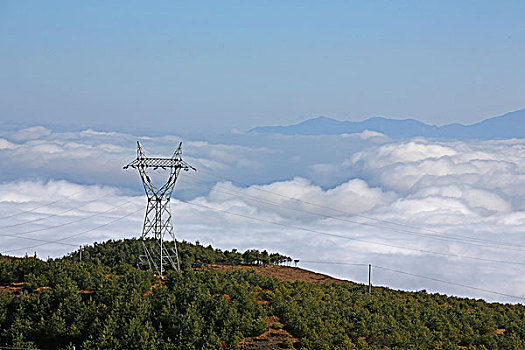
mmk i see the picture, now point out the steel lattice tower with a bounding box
[124,141,195,276]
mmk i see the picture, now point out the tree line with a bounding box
[65,238,293,269]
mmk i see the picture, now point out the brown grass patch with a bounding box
[203,264,353,285]
[240,315,298,350]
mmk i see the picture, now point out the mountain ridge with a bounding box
[250,109,525,139]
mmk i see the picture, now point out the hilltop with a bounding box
[1,238,524,349]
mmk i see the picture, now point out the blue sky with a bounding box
[1,2,525,301]
[1,1,524,133]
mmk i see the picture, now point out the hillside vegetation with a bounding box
[1,239,524,349]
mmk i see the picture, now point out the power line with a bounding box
[1,207,143,254]
[3,192,521,302]
[301,260,369,267]
[0,234,78,248]
[0,197,138,252]
[192,168,525,248]
[0,192,113,230]
[3,175,523,266]
[182,176,525,253]
[0,186,90,221]
[301,260,525,301]
[0,200,135,238]
[373,265,525,301]
[188,166,525,249]
[178,198,525,267]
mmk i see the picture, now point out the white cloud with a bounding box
[341,129,388,140]
[0,138,17,150]
[203,177,396,221]
[352,140,457,168]
[359,129,387,139]
[413,185,512,215]
[1,125,525,303]
[10,126,52,142]
[348,139,525,199]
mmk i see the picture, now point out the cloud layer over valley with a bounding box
[0,126,524,303]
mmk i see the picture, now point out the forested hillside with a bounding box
[1,239,524,349]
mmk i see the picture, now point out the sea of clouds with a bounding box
[0,125,524,303]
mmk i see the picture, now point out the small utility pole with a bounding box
[368,264,372,294]
[79,246,82,262]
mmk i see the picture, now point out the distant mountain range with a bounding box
[250,109,525,139]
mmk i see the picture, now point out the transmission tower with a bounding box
[124,141,195,276]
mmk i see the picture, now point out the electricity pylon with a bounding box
[124,141,195,276]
